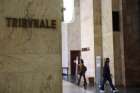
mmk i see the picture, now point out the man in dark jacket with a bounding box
[100,58,118,93]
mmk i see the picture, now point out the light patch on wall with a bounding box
[63,0,74,23]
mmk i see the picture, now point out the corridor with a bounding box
[63,80,140,93]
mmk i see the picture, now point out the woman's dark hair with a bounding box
[81,59,84,64]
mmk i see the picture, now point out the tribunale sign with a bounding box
[5,17,57,29]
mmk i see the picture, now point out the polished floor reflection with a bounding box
[63,80,95,93]
[63,80,140,93]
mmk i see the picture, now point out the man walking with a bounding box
[100,58,118,93]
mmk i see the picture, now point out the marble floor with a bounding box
[63,80,95,93]
[63,80,140,93]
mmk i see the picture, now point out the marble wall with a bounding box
[123,0,140,87]
[0,0,62,93]
[68,0,81,50]
[80,0,95,77]
[67,0,81,75]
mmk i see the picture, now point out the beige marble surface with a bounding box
[101,0,115,83]
[93,0,102,57]
[80,0,95,77]
[68,0,81,50]
[0,0,62,93]
[122,0,140,86]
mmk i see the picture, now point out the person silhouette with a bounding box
[77,59,87,89]
[100,58,118,93]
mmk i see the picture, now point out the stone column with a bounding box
[112,0,125,86]
[0,0,62,93]
[62,23,69,73]
[93,0,103,85]
[119,0,126,87]
[122,0,140,87]
[93,0,102,59]
[101,0,115,83]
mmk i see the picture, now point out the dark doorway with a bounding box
[70,50,81,76]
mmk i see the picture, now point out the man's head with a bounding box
[105,58,110,64]
[106,58,110,62]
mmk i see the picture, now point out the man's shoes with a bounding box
[77,83,80,86]
[77,82,80,86]
[112,88,119,93]
[83,83,87,86]
[99,89,105,93]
